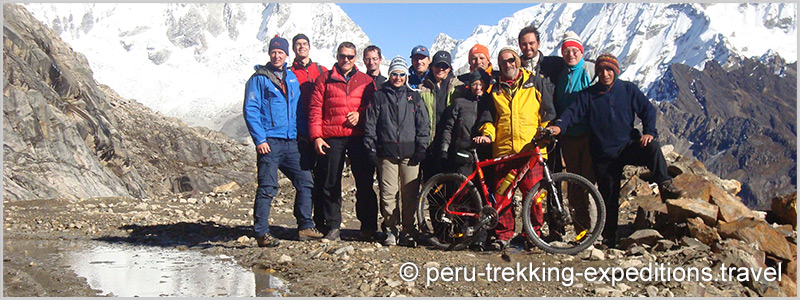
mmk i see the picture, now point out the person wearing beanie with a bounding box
[474,46,556,251]
[408,45,431,89]
[363,45,386,88]
[309,42,379,242]
[457,43,496,94]
[548,53,686,249]
[552,31,598,238]
[364,55,429,246]
[290,33,329,206]
[418,50,464,186]
[244,35,323,247]
[440,68,492,176]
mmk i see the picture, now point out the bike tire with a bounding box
[522,172,606,255]
[417,173,482,251]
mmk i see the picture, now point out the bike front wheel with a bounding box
[522,172,606,255]
[417,173,482,251]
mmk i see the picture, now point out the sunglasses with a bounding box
[435,63,451,70]
[502,57,516,65]
[390,72,407,78]
[337,54,356,60]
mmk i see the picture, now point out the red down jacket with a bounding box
[309,64,376,139]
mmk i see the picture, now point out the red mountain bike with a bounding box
[417,128,605,255]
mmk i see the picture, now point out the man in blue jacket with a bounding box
[547,53,685,249]
[243,35,324,247]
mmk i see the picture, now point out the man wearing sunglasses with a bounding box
[309,42,379,242]
[477,47,556,251]
[418,51,464,184]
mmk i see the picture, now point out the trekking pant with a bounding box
[313,136,378,232]
[378,157,420,234]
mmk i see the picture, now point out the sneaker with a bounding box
[659,180,686,200]
[488,239,509,251]
[256,233,280,247]
[383,231,397,246]
[298,227,324,241]
[322,228,340,241]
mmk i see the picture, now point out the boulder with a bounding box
[719,179,742,195]
[213,181,241,194]
[718,218,794,261]
[633,195,669,230]
[671,173,713,201]
[686,217,720,245]
[709,186,753,223]
[620,229,663,249]
[771,192,797,229]
[680,236,711,252]
[666,198,718,226]
[653,239,676,252]
[778,277,796,297]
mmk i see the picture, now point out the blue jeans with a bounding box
[254,138,314,236]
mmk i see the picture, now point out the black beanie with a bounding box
[292,33,309,46]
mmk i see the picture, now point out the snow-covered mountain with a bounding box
[437,3,796,96]
[23,3,372,133]
[24,3,796,136]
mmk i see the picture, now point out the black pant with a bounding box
[594,140,671,244]
[313,136,378,232]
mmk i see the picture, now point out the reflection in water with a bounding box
[253,265,291,297]
[67,243,288,297]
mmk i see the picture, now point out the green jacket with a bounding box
[418,75,463,144]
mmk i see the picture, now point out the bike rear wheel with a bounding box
[417,173,482,250]
[522,172,605,255]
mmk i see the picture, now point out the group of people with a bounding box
[243,25,685,251]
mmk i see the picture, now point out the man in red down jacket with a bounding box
[309,42,378,241]
[290,33,329,231]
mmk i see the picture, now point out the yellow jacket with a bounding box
[479,68,556,158]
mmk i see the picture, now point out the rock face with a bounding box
[654,58,797,210]
[3,3,255,201]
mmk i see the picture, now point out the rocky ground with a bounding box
[5,153,797,297]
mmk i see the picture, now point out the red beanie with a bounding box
[561,31,584,54]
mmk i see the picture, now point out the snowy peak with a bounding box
[23,3,372,131]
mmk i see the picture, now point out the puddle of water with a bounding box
[66,242,289,297]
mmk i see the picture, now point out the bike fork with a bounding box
[542,165,570,223]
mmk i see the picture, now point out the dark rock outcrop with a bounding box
[3,4,255,201]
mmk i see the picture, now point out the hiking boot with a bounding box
[488,239,509,251]
[383,231,397,246]
[659,180,686,200]
[298,227,324,241]
[398,232,417,248]
[256,233,281,248]
[359,230,379,242]
[322,228,340,241]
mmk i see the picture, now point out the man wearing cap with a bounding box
[408,45,431,90]
[364,56,429,246]
[290,33,330,230]
[363,45,386,89]
[309,42,379,241]
[243,35,324,247]
[547,53,685,249]
[419,50,463,183]
[477,47,556,251]
[553,31,598,234]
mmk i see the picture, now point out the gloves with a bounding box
[408,151,426,166]
[368,152,380,167]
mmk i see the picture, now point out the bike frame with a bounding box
[443,142,556,219]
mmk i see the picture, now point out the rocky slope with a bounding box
[3,3,254,201]
[652,57,797,209]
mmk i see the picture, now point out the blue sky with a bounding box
[338,3,535,60]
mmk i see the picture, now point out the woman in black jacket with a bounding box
[363,56,430,246]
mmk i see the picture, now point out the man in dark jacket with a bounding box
[364,56,429,246]
[363,45,386,89]
[309,42,378,241]
[243,35,324,247]
[547,53,685,249]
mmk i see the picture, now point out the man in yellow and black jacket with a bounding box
[476,47,555,251]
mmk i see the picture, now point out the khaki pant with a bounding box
[378,157,420,234]
[561,133,596,233]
